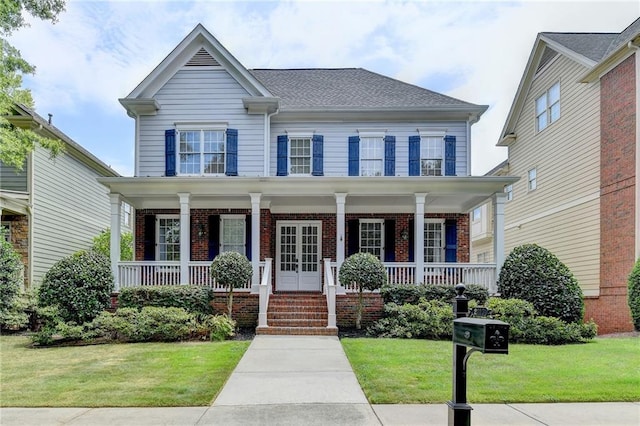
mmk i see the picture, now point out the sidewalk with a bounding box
[1,335,638,425]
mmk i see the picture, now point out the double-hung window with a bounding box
[178,128,226,175]
[359,136,384,176]
[504,184,513,201]
[535,82,560,132]
[528,168,537,191]
[420,135,444,176]
[157,215,180,261]
[289,137,312,175]
[221,215,246,255]
[424,219,444,263]
[359,219,384,260]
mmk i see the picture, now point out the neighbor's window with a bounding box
[179,129,225,175]
[157,216,180,261]
[472,207,482,222]
[528,168,537,191]
[122,202,132,228]
[424,219,444,263]
[359,219,384,260]
[535,82,560,132]
[504,184,513,201]
[420,136,443,176]
[289,137,312,175]
[360,136,384,176]
[221,216,245,255]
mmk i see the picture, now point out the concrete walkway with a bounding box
[1,335,639,425]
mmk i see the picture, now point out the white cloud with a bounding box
[7,0,640,176]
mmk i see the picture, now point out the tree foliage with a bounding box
[91,228,134,261]
[210,251,252,318]
[628,258,640,331]
[339,252,387,329]
[1,0,66,169]
[0,226,23,312]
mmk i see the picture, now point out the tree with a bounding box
[339,252,387,329]
[1,0,66,169]
[92,228,134,261]
[210,252,252,318]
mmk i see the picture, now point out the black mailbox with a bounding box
[453,317,509,354]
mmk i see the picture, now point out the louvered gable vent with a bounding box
[185,48,220,67]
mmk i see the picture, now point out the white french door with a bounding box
[276,221,322,291]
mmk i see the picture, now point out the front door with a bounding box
[276,221,322,291]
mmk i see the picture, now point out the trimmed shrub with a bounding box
[367,299,454,339]
[498,244,584,323]
[381,283,489,306]
[628,258,640,331]
[91,228,134,261]
[1,291,36,331]
[118,286,214,315]
[0,229,23,315]
[198,314,237,341]
[210,252,253,318]
[488,297,537,322]
[339,252,387,329]
[38,250,114,324]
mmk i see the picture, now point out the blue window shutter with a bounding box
[384,136,396,176]
[143,215,156,261]
[408,135,420,176]
[312,135,324,176]
[347,219,359,256]
[348,136,359,176]
[445,219,457,262]
[444,135,456,176]
[208,215,220,261]
[165,129,176,176]
[408,219,414,262]
[225,129,238,176]
[245,215,252,260]
[384,219,395,262]
[277,135,288,176]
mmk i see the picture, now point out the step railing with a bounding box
[323,258,337,329]
[257,258,273,328]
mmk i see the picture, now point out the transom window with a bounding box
[535,82,560,132]
[179,129,225,175]
[360,137,383,176]
[221,216,245,255]
[420,136,443,176]
[289,138,311,175]
[359,219,384,260]
[424,220,444,263]
[528,168,537,191]
[157,216,180,261]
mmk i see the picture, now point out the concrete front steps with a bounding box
[256,292,338,336]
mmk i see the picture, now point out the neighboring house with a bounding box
[485,18,639,334]
[0,104,127,288]
[99,24,517,334]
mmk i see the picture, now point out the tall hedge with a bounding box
[498,244,584,323]
[628,258,640,331]
[0,230,23,313]
[118,285,214,316]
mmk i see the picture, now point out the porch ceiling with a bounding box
[98,175,519,213]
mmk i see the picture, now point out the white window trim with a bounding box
[535,82,560,133]
[175,124,228,177]
[359,135,385,177]
[424,218,445,263]
[288,136,312,176]
[419,133,445,177]
[505,184,513,201]
[359,218,385,261]
[156,215,180,261]
[220,214,246,255]
[528,168,537,192]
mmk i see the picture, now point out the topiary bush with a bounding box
[118,285,214,316]
[628,258,640,331]
[339,252,387,329]
[498,244,584,323]
[210,251,253,318]
[38,250,114,324]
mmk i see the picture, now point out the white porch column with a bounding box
[249,193,261,291]
[493,192,507,291]
[414,193,427,285]
[335,193,347,294]
[109,193,122,291]
[178,193,191,285]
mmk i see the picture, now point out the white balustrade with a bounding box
[257,258,272,328]
[323,258,337,329]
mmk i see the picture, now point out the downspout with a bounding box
[628,40,640,259]
[264,108,280,176]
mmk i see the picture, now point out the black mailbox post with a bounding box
[447,284,509,426]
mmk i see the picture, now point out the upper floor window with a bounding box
[360,136,384,176]
[289,137,312,175]
[535,82,560,132]
[179,129,225,175]
[349,132,395,177]
[505,184,513,201]
[157,215,180,261]
[221,215,246,255]
[359,219,384,260]
[409,131,456,177]
[420,136,443,176]
[277,133,324,176]
[528,168,537,191]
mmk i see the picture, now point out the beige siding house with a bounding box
[0,105,127,288]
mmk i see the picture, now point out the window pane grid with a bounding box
[158,218,180,261]
[536,82,560,132]
[360,137,383,176]
[420,136,443,176]
[360,222,382,259]
[424,222,443,263]
[179,129,225,174]
[290,138,311,174]
[222,218,244,254]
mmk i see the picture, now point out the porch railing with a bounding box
[323,258,337,329]
[117,261,264,291]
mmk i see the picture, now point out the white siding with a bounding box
[31,147,113,286]
[138,69,265,177]
[269,121,469,176]
[504,54,601,295]
[0,161,28,192]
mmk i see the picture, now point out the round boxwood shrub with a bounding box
[628,258,640,331]
[339,252,387,329]
[210,251,252,318]
[498,244,584,323]
[38,250,114,324]
[0,230,23,314]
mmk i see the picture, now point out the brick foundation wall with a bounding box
[594,53,636,334]
[210,293,259,328]
[336,293,384,329]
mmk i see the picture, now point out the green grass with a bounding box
[342,337,640,404]
[0,335,249,407]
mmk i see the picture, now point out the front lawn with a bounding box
[0,336,249,407]
[342,337,640,404]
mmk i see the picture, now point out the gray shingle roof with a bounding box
[249,68,480,110]
[542,32,619,62]
[603,17,640,57]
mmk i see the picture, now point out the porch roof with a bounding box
[98,175,519,213]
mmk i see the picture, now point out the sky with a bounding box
[8,0,640,177]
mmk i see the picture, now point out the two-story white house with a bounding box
[99,24,517,334]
